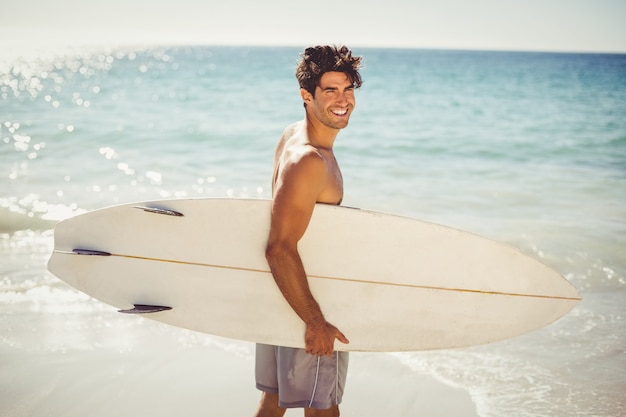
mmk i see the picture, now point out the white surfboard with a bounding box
[47,198,581,352]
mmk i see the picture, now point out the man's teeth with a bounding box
[332,109,348,115]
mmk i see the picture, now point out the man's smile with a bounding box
[331,108,349,116]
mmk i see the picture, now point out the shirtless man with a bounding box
[254,46,363,417]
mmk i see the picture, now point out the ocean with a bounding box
[1,45,625,416]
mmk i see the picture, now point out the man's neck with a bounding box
[304,115,339,150]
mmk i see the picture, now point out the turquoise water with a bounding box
[2,46,625,416]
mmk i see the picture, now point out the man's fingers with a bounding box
[305,323,349,356]
[335,329,349,345]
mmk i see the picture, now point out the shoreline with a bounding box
[1,330,478,417]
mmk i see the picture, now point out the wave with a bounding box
[0,207,56,233]
[0,200,84,233]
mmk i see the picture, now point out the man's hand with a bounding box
[305,320,349,357]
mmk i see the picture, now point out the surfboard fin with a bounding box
[72,249,111,256]
[118,304,173,314]
[133,206,184,216]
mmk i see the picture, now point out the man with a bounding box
[254,45,363,417]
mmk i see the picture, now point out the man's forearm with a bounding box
[265,242,325,326]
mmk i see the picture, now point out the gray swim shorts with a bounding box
[255,344,349,409]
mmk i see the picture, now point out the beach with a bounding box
[5,339,479,417]
[1,45,624,416]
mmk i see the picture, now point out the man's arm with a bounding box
[265,152,349,356]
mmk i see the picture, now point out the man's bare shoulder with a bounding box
[272,124,327,192]
[280,144,326,177]
[278,121,324,165]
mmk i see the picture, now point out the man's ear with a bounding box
[300,88,312,105]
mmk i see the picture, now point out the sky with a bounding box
[1,0,625,53]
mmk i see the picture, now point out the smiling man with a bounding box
[254,46,363,417]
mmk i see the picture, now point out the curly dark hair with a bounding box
[296,45,363,96]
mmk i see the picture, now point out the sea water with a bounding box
[1,46,625,416]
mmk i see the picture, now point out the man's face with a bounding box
[302,71,356,130]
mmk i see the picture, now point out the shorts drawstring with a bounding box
[309,356,321,407]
